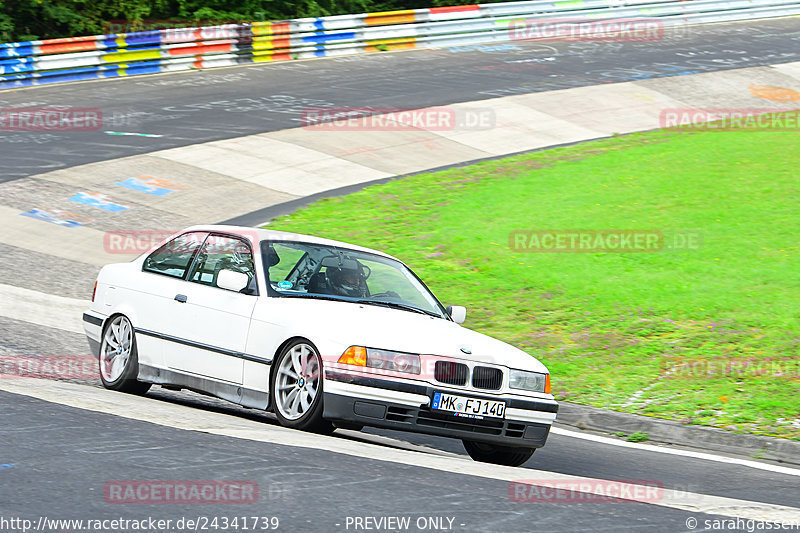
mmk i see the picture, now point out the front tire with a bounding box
[271,340,333,434]
[99,315,151,395]
[462,440,534,467]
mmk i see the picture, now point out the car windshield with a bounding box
[262,240,447,318]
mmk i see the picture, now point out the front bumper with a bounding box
[82,312,105,358]
[323,370,556,449]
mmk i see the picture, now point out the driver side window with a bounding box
[187,235,256,291]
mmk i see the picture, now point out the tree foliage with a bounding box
[0,1,14,43]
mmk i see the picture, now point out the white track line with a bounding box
[551,427,800,477]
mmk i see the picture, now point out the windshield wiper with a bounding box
[279,293,441,317]
[279,292,341,302]
[355,299,439,317]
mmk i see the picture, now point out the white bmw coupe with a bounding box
[83,225,557,466]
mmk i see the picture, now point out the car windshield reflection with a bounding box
[262,240,446,319]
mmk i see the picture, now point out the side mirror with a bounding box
[217,270,249,292]
[447,305,467,324]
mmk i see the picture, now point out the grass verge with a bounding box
[266,123,800,439]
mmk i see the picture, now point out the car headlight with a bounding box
[509,370,550,393]
[338,346,421,375]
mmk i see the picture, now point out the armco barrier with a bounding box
[1,0,799,90]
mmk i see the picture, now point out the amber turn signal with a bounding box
[338,345,367,367]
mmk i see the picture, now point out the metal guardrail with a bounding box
[1,0,798,89]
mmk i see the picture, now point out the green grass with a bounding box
[266,123,800,439]
[626,432,650,443]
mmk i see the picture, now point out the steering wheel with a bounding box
[369,291,400,299]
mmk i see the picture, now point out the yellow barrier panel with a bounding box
[364,37,418,51]
[101,50,162,63]
[251,49,292,62]
[252,21,292,37]
[365,10,418,26]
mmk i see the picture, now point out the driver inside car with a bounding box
[326,264,367,298]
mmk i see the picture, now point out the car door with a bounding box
[133,231,209,371]
[164,233,258,385]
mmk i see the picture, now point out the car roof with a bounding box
[183,225,401,262]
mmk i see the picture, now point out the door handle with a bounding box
[174,294,187,303]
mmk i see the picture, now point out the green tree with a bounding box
[0,1,14,42]
[172,0,371,22]
[1,0,172,41]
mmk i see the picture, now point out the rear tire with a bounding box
[99,315,151,395]
[462,440,534,467]
[271,339,333,434]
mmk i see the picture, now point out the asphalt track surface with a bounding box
[0,391,739,533]
[0,18,799,182]
[2,16,800,533]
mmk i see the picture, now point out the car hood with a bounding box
[263,298,549,374]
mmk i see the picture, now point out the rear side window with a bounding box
[143,232,207,279]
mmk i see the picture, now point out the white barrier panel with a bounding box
[1,0,798,89]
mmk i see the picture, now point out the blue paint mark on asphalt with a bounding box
[116,177,173,196]
[19,209,82,227]
[70,192,129,212]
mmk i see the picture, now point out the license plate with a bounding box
[431,392,506,420]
